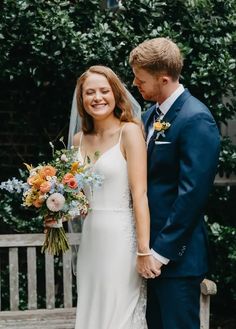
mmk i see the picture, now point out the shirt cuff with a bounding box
[151,249,170,265]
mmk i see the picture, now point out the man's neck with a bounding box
[158,81,180,105]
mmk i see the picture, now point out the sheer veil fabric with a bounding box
[67,87,141,148]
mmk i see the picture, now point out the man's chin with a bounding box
[140,92,150,101]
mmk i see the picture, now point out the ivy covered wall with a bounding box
[0,0,235,182]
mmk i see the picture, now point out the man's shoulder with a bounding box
[182,92,214,118]
[182,90,208,110]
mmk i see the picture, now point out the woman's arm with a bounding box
[122,123,161,278]
[122,122,149,252]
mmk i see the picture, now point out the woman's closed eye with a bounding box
[85,89,110,95]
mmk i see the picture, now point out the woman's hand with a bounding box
[43,216,66,232]
[136,254,162,279]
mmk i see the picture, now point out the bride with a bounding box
[70,65,160,329]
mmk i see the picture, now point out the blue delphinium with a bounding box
[0,178,28,194]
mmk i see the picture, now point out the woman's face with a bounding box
[82,73,116,121]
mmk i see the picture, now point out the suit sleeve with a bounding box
[152,112,220,261]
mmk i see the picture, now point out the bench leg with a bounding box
[200,294,210,329]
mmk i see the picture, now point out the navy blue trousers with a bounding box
[146,276,203,329]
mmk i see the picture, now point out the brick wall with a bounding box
[0,83,70,181]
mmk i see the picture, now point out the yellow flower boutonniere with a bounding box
[153,120,171,138]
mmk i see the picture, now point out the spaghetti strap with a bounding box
[118,124,126,144]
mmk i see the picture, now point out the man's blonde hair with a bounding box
[129,37,183,81]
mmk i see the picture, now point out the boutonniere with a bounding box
[153,120,171,138]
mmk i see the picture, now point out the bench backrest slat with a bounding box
[9,247,19,311]
[63,250,73,308]
[45,253,55,309]
[0,233,81,311]
[27,247,37,309]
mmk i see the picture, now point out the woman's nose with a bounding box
[94,91,102,101]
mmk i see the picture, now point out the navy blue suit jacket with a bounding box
[143,89,220,277]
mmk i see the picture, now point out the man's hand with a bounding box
[136,255,162,279]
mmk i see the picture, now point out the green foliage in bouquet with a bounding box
[0,140,103,255]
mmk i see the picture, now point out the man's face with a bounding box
[132,66,165,104]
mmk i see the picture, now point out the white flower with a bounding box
[68,208,81,217]
[30,171,37,176]
[39,194,47,201]
[47,175,57,182]
[61,154,68,162]
[46,193,65,212]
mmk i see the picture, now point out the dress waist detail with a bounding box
[91,207,133,212]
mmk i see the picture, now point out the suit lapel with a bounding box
[147,89,191,156]
[162,89,191,124]
[143,104,156,137]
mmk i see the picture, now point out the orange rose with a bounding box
[27,175,45,189]
[39,165,57,178]
[153,121,163,131]
[40,181,51,193]
[32,199,43,208]
[67,178,78,189]
[27,175,37,185]
[62,173,74,184]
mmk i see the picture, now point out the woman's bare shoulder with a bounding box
[122,121,144,138]
[122,121,142,132]
[73,131,82,147]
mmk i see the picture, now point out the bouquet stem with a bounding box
[41,227,70,255]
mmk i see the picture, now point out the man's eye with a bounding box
[136,78,144,84]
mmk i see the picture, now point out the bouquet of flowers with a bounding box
[0,139,103,255]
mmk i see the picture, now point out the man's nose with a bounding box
[132,77,138,87]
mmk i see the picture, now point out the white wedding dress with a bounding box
[75,127,147,329]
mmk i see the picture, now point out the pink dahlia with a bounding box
[46,193,65,212]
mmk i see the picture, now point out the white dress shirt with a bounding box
[146,84,185,144]
[148,84,185,265]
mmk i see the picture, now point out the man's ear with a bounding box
[162,76,170,85]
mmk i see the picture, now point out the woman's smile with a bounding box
[82,73,116,119]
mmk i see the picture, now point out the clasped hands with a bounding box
[136,253,162,279]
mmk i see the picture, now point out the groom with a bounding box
[129,38,220,329]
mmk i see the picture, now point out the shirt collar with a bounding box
[156,84,185,116]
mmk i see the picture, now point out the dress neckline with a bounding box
[78,142,121,166]
[78,125,126,166]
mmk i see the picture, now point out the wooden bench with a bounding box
[0,233,217,329]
